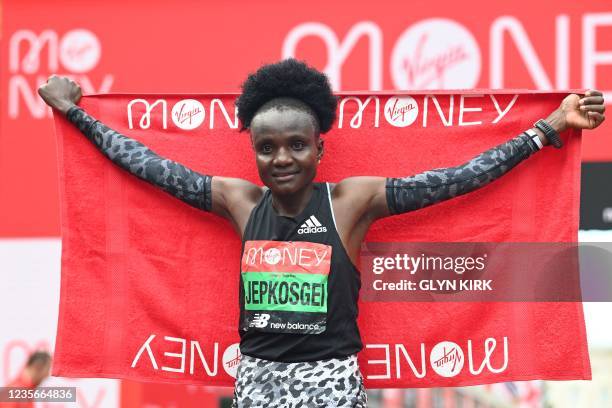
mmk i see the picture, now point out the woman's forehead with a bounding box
[250,107,317,138]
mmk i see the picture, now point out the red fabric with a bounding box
[52,92,590,387]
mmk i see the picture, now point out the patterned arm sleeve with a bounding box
[385,133,540,215]
[66,106,212,211]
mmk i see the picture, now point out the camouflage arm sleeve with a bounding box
[66,106,212,211]
[385,133,540,215]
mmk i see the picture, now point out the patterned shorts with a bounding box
[231,354,367,407]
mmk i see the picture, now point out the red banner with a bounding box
[52,92,589,387]
[1,0,611,237]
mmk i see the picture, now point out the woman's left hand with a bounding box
[560,89,606,130]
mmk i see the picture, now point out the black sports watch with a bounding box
[534,119,563,148]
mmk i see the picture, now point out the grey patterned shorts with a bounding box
[231,354,367,407]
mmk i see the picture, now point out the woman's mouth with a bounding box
[272,171,299,182]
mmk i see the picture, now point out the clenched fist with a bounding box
[38,75,82,115]
[562,90,606,130]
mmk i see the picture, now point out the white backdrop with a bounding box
[0,238,119,407]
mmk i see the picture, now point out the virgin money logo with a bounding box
[430,341,464,377]
[264,248,282,265]
[171,99,205,130]
[391,19,481,90]
[244,242,330,270]
[9,28,102,74]
[384,96,418,127]
[8,28,113,118]
[58,29,101,73]
[127,98,238,130]
[222,343,242,378]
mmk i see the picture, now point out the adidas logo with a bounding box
[297,215,327,234]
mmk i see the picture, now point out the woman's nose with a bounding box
[273,147,293,166]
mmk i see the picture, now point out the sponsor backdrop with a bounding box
[1,0,612,237]
[1,0,610,406]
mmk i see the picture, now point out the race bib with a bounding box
[240,240,331,334]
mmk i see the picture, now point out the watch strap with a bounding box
[534,119,563,148]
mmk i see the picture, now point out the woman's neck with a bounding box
[271,183,315,218]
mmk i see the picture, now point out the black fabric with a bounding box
[385,133,539,215]
[66,106,212,211]
[239,183,363,362]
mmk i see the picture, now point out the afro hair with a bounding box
[235,59,338,134]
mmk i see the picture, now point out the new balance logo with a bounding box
[249,313,270,328]
[297,215,328,234]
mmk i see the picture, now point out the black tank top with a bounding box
[239,182,363,362]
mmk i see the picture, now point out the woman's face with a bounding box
[250,107,322,196]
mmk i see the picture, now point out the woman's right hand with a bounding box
[38,75,82,115]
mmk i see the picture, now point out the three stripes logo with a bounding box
[297,215,328,235]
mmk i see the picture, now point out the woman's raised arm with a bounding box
[64,105,213,211]
[333,91,606,225]
[38,76,263,230]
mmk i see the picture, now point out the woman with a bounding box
[39,59,605,407]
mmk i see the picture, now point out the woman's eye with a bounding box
[292,141,305,150]
[261,145,272,153]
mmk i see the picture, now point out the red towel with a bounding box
[52,91,590,387]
